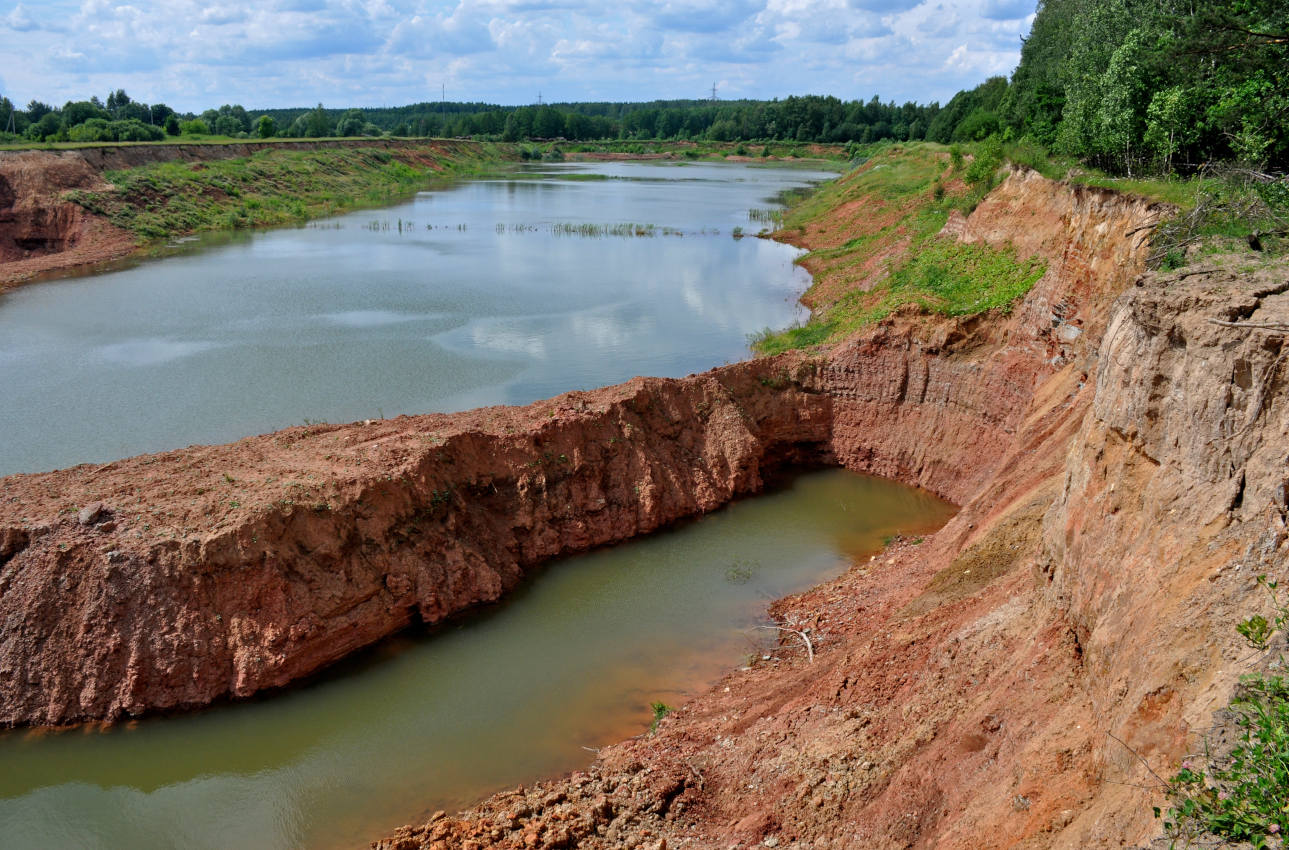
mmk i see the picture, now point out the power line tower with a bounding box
[710,82,718,103]
[537,91,543,106]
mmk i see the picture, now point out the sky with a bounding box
[2,0,1036,113]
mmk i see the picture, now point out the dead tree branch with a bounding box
[759,624,815,663]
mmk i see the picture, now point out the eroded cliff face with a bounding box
[0,364,832,726]
[0,150,136,280]
[1,163,1272,850]
[1034,264,1289,846]
[377,177,1287,850]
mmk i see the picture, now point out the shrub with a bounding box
[1158,575,1289,846]
[965,137,1004,190]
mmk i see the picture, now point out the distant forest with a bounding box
[1,0,1284,175]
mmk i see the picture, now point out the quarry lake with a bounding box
[0,158,965,849]
[0,468,954,849]
[0,160,834,477]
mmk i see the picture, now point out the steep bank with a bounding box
[0,139,489,288]
[0,361,832,726]
[0,162,1162,730]
[377,165,1285,849]
[0,147,1280,848]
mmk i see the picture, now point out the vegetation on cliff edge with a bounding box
[751,144,1047,356]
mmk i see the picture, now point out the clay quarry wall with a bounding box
[6,162,1280,850]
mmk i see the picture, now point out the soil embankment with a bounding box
[375,173,1286,849]
[0,139,484,288]
[1,153,1284,847]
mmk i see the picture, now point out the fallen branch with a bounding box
[1207,318,1289,333]
[1106,731,1170,788]
[759,624,815,663]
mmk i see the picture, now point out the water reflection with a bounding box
[0,161,831,475]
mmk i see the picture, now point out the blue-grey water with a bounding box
[0,161,830,476]
[0,161,961,850]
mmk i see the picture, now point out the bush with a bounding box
[965,136,1004,190]
[180,119,210,135]
[112,119,164,142]
[67,118,114,142]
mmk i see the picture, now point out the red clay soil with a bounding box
[0,150,138,286]
[2,163,1285,849]
[375,177,1288,850]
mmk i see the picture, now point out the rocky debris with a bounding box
[77,502,108,525]
[375,764,694,850]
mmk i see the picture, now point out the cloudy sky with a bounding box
[2,0,1035,112]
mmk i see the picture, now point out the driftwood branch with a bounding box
[759,624,815,663]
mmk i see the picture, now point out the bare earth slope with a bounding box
[1,158,1284,849]
[375,175,1286,849]
[0,139,481,287]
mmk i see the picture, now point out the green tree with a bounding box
[61,100,110,127]
[255,114,276,138]
[149,103,175,128]
[213,114,244,136]
[25,100,53,121]
[24,111,62,141]
[304,103,332,137]
[335,108,366,136]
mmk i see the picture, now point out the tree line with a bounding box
[2,0,1283,174]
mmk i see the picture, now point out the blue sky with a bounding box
[3,0,1035,112]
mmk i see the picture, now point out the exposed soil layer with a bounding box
[0,139,481,289]
[0,150,138,283]
[374,181,1287,849]
[1,162,1283,848]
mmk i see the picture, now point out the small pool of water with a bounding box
[0,468,954,850]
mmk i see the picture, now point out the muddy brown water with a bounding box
[0,469,954,849]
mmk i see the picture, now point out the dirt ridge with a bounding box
[375,175,1286,850]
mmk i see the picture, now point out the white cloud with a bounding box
[0,0,1029,109]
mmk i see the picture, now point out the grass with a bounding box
[751,142,1047,355]
[649,700,673,732]
[1158,575,1289,848]
[64,143,493,243]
